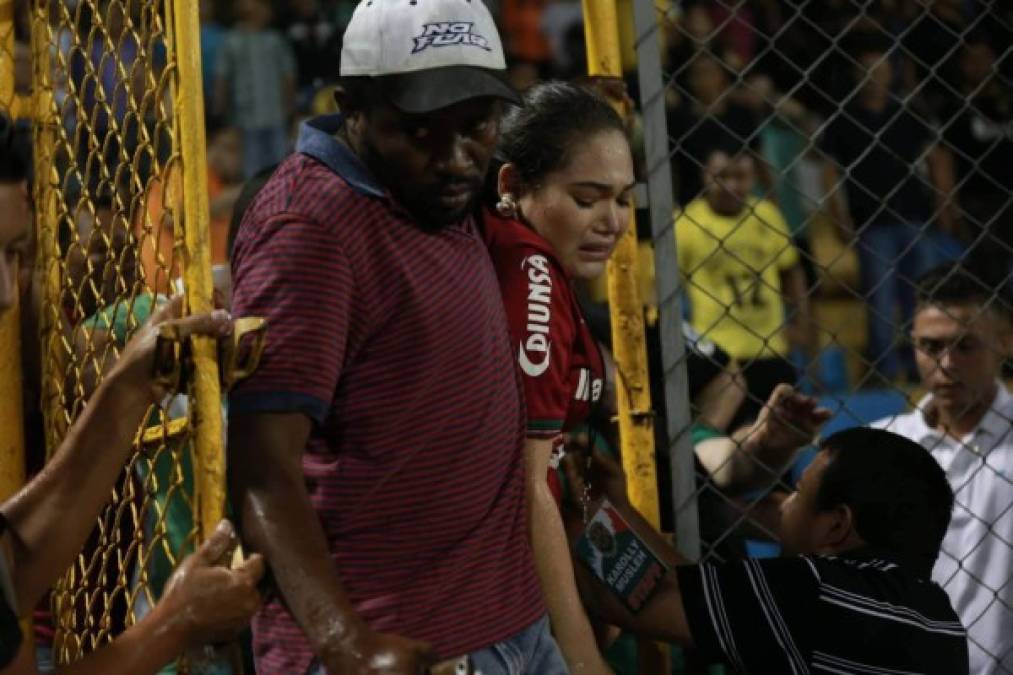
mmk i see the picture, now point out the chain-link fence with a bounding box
[619,2,1013,673]
[23,0,225,667]
[5,0,1012,672]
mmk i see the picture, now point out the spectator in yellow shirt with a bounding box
[676,146,810,422]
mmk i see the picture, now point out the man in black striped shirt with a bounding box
[579,427,969,674]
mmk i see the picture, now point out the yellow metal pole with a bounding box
[0,0,12,106]
[581,0,660,530]
[582,4,666,673]
[0,0,26,505]
[170,0,225,540]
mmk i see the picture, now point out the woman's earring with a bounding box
[496,193,518,219]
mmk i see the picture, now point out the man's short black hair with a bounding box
[916,261,1013,322]
[0,114,32,185]
[816,428,953,567]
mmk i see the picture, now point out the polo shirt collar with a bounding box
[974,381,1013,439]
[839,546,935,579]
[296,114,386,200]
[914,380,1011,443]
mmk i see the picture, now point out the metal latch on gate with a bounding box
[151,316,268,393]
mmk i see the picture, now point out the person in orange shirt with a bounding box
[135,124,244,296]
[500,0,552,67]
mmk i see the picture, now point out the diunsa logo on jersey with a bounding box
[519,254,552,377]
[412,22,492,54]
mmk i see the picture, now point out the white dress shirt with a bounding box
[874,384,1013,675]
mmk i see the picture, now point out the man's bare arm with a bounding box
[692,359,745,432]
[228,413,432,674]
[3,521,264,675]
[525,437,611,674]
[697,385,831,495]
[925,144,958,236]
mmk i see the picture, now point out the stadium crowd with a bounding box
[8,0,1013,389]
[1,0,1011,674]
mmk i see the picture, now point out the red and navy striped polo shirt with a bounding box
[229,115,545,674]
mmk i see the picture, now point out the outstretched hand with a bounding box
[108,296,234,403]
[160,520,264,648]
[745,384,832,454]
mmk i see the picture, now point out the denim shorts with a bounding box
[307,615,568,675]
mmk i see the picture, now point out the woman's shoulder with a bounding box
[482,207,563,271]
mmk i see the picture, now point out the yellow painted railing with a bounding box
[581,0,661,533]
[582,3,667,672]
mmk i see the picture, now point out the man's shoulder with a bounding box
[485,211,565,278]
[82,293,158,343]
[994,383,1013,416]
[246,154,376,233]
[263,29,294,55]
[222,29,252,50]
[810,552,965,623]
[869,408,925,437]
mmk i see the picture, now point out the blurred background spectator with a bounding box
[676,146,808,423]
[819,37,958,383]
[667,51,769,206]
[199,0,226,105]
[280,0,342,112]
[13,0,1009,490]
[212,0,295,177]
[942,31,1013,267]
[206,124,245,266]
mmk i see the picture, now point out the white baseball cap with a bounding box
[340,0,520,113]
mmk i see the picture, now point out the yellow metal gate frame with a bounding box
[16,0,226,666]
[582,2,667,672]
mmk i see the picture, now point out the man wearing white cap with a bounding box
[227,1,562,674]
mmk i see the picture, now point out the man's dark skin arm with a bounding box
[228,414,433,674]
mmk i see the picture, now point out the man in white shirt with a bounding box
[873,263,1013,674]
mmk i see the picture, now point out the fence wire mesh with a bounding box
[623,2,1013,673]
[26,0,210,666]
[5,0,1013,673]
